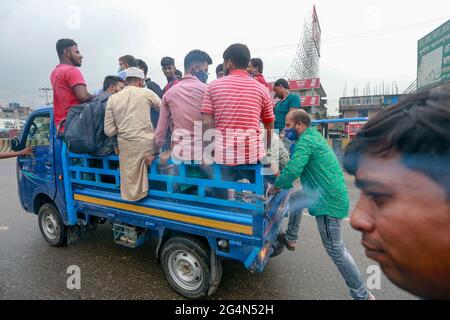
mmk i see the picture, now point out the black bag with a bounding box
[64,94,116,156]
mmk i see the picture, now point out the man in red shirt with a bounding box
[201,43,274,166]
[161,56,181,95]
[50,39,94,129]
[247,58,269,89]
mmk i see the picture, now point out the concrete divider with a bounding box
[0,139,11,153]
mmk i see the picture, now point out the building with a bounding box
[338,93,408,138]
[339,94,407,119]
[0,105,31,120]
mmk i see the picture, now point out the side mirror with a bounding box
[29,123,37,137]
[10,137,21,152]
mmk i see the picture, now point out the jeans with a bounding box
[286,211,370,300]
[285,190,308,242]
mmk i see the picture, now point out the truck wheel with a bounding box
[38,203,67,247]
[161,236,221,299]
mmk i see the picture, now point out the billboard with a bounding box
[345,123,366,136]
[312,5,322,57]
[270,95,320,107]
[417,19,450,90]
[267,78,321,91]
[300,95,321,107]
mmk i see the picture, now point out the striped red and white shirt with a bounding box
[201,69,275,165]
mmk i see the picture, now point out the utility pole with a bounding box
[39,88,52,105]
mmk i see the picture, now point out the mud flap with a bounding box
[208,250,223,296]
[66,225,80,245]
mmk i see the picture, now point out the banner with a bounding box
[267,78,320,91]
[417,19,450,90]
[300,96,321,107]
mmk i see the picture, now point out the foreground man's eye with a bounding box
[364,191,392,206]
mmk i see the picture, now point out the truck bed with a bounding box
[62,147,287,256]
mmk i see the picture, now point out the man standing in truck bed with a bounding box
[50,38,94,130]
[104,67,161,202]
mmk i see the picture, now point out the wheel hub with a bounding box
[42,212,58,240]
[168,250,204,291]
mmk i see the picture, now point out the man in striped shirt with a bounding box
[201,43,275,166]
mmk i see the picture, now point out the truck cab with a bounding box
[13,106,289,299]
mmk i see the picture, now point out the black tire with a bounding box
[161,236,221,299]
[38,203,67,247]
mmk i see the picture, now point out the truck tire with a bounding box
[161,236,222,299]
[38,203,67,247]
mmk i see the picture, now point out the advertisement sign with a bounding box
[345,123,365,136]
[267,78,320,91]
[312,5,322,57]
[417,19,450,90]
[300,96,321,107]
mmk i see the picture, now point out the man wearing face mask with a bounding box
[104,67,161,202]
[118,55,138,80]
[268,109,374,300]
[155,50,212,163]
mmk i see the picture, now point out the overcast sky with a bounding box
[0,0,448,114]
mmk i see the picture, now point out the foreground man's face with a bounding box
[351,154,450,299]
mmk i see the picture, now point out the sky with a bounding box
[0,0,449,114]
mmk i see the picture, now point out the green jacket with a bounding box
[275,127,349,219]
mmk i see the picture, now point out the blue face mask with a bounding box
[285,128,300,141]
[194,70,208,83]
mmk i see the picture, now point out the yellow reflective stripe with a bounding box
[74,194,253,236]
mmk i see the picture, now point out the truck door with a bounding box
[18,112,56,210]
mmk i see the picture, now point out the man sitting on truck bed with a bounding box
[92,75,124,156]
[201,43,275,198]
[104,67,162,202]
[155,49,213,163]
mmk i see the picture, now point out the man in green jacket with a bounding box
[268,109,373,300]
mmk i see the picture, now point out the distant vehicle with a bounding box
[12,105,290,299]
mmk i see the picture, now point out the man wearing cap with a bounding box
[104,67,162,202]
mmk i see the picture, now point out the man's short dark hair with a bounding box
[343,85,450,198]
[291,109,311,127]
[274,78,289,89]
[250,58,264,73]
[161,56,175,67]
[216,63,224,76]
[175,69,183,79]
[223,43,251,69]
[136,59,148,77]
[119,55,138,67]
[56,38,77,58]
[103,76,124,92]
[184,50,213,70]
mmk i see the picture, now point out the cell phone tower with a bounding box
[284,6,321,80]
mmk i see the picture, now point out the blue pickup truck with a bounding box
[12,105,291,299]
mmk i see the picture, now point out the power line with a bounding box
[253,17,447,54]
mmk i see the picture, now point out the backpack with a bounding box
[64,94,115,156]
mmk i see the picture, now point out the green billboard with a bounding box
[417,19,450,90]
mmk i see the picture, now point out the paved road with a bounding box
[0,158,415,300]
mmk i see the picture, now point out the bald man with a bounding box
[268,110,373,300]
